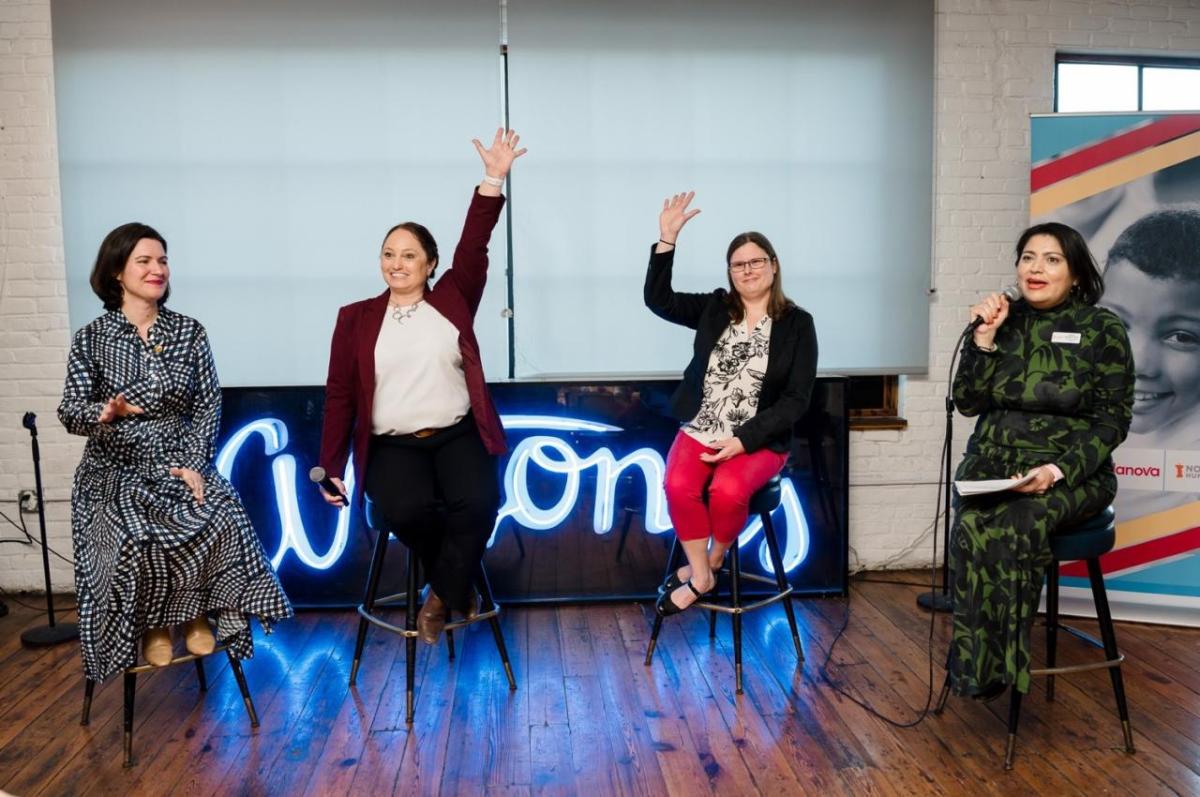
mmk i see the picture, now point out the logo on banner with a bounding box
[1165,450,1200,493]
[1113,448,1165,490]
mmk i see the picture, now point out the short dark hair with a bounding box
[723,230,794,323]
[1107,207,1200,283]
[381,221,440,279]
[89,223,169,312]
[1014,222,1104,305]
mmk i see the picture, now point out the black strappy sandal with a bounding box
[659,570,685,595]
[655,579,709,617]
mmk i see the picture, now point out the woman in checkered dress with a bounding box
[59,223,292,681]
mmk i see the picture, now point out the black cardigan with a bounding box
[643,245,819,454]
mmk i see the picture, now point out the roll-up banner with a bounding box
[1032,112,1200,626]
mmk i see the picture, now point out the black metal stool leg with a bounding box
[1087,558,1135,753]
[1045,563,1060,702]
[405,547,419,724]
[645,536,683,666]
[194,657,208,692]
[1004,689,1022,770]
[708,567,720,640]
[730,543,744,695]
[446,622,456,661]
[227,652,260,728]
[81,679,95,726]
[478,569,517,691]
[762,511,803,661]
[122,671,137,768]
[350,526,391,686]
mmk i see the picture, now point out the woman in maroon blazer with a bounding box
[318,129,525,644]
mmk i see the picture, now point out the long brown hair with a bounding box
[723,231,793,323]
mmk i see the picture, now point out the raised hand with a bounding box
[472,128,527,181]
[97,393,144,424]
[659,192,702,245]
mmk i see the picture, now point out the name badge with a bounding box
[1051,331,1081,345]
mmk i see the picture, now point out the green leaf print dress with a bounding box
[949,295,1134,695]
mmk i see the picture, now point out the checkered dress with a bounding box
[59,308,293,682]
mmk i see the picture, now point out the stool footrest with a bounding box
[1031,653,1123,677]
[697,587,793,615]
[357,604,502,637]
[125,644,234,674]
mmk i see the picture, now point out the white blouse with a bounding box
[684,315,772,447]
[371,301,471,436]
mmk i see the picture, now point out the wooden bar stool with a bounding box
[644,474,804,693]
[80,645,258,767]
[348,497,517,724]
[935,505,1135,769]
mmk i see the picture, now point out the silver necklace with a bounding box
[390,300,422,324]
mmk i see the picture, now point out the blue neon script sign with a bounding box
[216,415,810,574]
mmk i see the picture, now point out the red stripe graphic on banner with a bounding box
[1059,525,1200,578]
[1031,115,1200,192]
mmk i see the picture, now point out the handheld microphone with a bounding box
[309,466,348,506]
[966,284,1021,334]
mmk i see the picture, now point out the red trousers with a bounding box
[663,431,788,545]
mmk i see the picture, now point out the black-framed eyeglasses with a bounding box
[728,257,771,274]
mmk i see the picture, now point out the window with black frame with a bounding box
[1057,54,1200,113]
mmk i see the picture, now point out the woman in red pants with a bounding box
[644,192,819,616]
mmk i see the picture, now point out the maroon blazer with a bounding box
[318,189,507,497]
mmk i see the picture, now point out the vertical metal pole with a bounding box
[500,0,516,379]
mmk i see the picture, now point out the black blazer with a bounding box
[644,246,819,454]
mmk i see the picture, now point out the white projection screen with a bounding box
[52,0,933,385]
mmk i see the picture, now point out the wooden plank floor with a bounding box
[0,574,1197,796]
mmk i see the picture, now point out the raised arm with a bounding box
[437,129,527,314]
[644,192,711,329]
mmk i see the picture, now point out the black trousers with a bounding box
[363,416,499,613]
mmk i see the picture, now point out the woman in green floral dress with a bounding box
[949,222,1134,700]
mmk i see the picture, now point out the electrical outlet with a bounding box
[18,490,38,513]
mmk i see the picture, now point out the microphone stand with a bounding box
[19,412,79,647]
[917,323,975,614]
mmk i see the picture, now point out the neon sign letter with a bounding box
[217,414,810,574]
[216,418,354,570]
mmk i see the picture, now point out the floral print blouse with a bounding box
[684,316,772,446]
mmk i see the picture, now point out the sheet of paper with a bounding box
[954,472,1038,496]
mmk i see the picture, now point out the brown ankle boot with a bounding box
[417,590,447,645]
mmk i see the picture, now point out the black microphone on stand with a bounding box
[309,466,349,506]
[19,412,80,647]
[917,284,1022,614]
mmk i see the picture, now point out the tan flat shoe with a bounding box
[142,628,173,667]
[183,616,216,656]
[417,591,448,645]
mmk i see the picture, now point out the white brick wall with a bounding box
[0,0,80,592]
[2,0,1199,590]
[851,0,1200,572]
